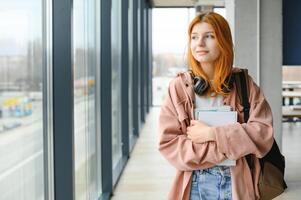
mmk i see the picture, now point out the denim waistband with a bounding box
[192,166,231,182]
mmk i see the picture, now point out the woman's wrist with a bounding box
[208,127,216,141]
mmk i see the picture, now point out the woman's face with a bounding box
[190,22,221,64]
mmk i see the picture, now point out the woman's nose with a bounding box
[197,37,205,46]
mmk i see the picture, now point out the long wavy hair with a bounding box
[187,12,234,96]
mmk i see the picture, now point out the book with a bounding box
[194,110,237,126]
[195,105,232,112]
[194,107,237,166]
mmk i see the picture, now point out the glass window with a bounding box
[0,1,45,199]
[152,8,195,106]
[73,0,101,199]
[111,0,122,176]
[213,7,226,18]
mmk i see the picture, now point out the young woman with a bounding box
[158,12,274,200]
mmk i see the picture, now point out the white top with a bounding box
[195,93,223,108]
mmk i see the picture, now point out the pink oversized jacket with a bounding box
[158,68,274,200]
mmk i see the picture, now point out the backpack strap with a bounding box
[235,69,250,123]
[235,69,253,169]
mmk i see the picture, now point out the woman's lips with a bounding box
[196,51,209,55]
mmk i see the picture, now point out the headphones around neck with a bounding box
[189,70,235,96]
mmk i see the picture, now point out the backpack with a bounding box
[235,69,287,200]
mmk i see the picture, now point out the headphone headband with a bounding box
[188,70,234,96]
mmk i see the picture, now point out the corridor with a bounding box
[111,107,301,200]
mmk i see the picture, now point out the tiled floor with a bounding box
[110,107,301,200]
[275,122,301,199]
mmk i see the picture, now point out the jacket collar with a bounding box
[177,67,242,107]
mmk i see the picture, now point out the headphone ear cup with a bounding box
[193,76,208,95]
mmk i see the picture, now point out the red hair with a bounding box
[187,12,234,96]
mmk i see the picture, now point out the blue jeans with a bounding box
[189,166,232,200]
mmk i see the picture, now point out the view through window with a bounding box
[152,8,195,106]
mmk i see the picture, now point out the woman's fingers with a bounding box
[191,120,205,126]
[187,133,193,140]
[190,120,198,125]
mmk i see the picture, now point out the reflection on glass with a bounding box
[0,1,44,199]
[73,0,101,199]
[111,0,122,171]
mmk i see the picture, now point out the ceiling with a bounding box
[150,0,225,7]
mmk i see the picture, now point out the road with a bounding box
[0,97,97,200]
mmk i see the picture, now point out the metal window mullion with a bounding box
[95,0,102,197]
[43,0,54,199]
[52,0,75,199]
[100,0,113,198]
[144,4,149,113]
[148,8,153,107]
[140,0,145,123]
[121,0,130,158]
[132,0,139,136]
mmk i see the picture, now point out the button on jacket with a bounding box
[158,67,274,200]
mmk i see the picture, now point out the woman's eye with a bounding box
[206,34,214,39]
[191,36,198,40]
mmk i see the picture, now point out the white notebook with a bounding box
[194,107,237,166]
[195,110,237,126]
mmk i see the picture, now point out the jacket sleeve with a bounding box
[158,81,226,171]
[213,76,274,160]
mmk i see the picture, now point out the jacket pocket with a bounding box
[175,102,189,133]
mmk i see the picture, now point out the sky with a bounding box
[152,8,226,55]
[0,1,42,56]
[152,8,195,55]
[0,4,226,56]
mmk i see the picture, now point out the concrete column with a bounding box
[225,0,259,79]
[225,0,283,148]
[260,0,282,148]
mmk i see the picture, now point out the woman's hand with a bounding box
[187,120,216,143]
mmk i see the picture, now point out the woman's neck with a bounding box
[201,62,215,80]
